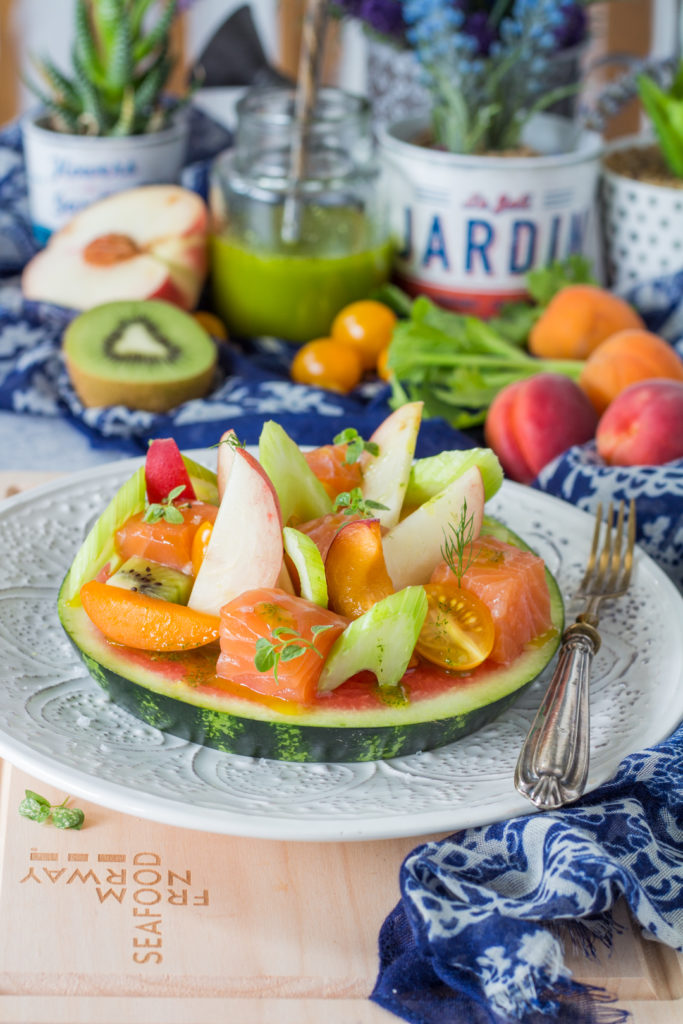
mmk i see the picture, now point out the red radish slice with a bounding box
[145,438,196,503]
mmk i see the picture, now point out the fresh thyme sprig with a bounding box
[440,499,476,586]
[254,625,335,685]
[333,487,389,518]
[19,790,85,830]
[143,484,188,524]
[333,428,379,465]
[212,432,245,451]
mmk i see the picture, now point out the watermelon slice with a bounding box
[58,455,563,762]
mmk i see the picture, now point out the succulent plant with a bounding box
[26,0,189,137]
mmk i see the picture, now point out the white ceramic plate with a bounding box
[0,455,682,842]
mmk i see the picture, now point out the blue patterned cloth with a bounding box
[0,110,469,459]
[373,722,683,1024]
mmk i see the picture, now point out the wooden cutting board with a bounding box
[0,760,682,1024]
[0,471,682,1023]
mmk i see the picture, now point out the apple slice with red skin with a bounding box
[325,518,393,619]
[382,466,485,590]
[145,438,197,504]
[21,185,208,312]
[188,447,284,617]
[359,401,423,529]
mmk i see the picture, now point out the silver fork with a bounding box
[514,499,636,811]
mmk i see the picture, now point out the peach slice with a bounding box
[80,581,220,651]
[22,185,208,311]
[325,518,393,619]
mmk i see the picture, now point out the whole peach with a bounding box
[485,374,598,484]
[596,378,683,466]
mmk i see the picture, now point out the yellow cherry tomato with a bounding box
[376,345,393,381]
[291,338,363,393]
[193,310,228,340]
[191,520,214,577]
[415,581,495,672]
[331,300,397,370]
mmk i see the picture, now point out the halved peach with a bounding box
[325,518,393,619]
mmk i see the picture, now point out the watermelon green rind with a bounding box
[58,520,564,762]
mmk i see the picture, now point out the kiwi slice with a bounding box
[106,556,193,605]
[63,300,217,412]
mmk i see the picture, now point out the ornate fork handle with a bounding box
[514,621,601,811]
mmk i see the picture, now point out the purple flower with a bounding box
[359,0,405,37]
[333,0,589,52]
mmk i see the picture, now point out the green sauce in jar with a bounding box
[209,87,392,344]
[211,209,393,343]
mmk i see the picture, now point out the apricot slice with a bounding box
[325,518,393,619]
[80,580,220,651]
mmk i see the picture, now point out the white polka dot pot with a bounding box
[601,147,683,288]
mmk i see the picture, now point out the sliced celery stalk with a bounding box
[318,586,428,693]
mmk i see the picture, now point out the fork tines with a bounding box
[578,499,636,600]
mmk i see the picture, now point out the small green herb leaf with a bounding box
[440,498,476,586]
[212,433,245,450]
[333,428,379,465]
[52,807,85,830]
[19,790,86,829]
[333,487,389,518]
[143,484,189,524]
[19,797,51,823]
[253,623,335,684]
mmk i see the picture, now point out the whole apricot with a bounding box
[579,329,683,415]
[528,284,644,360]
[484,373,598,484]
[596,378,683,465]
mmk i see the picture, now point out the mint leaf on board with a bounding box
[19,790,86,829]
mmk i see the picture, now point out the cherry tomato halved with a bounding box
[415,581,495,672]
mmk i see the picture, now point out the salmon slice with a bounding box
[304,443,363,502]
[116,501,218,575]
[431,536,552,664]
[217,587,348,704]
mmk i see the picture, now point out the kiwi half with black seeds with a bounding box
[63,299,217,412]
[107,556,193,605]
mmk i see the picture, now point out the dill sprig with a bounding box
[440,499,476,586]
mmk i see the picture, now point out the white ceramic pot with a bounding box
[601,140,683,288]
[22,110,189,243]
[378,114,603,317]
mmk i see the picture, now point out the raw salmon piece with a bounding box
[217,587,348,704]
[431,536,552,664]
[116,501,218,575]
[304,443,363,501]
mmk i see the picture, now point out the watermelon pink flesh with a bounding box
[145,438,197,503]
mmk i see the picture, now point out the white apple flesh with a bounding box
[381,466,485,590]
[21,185,208,311]
[188,447,284,617]
[359,401,423,529]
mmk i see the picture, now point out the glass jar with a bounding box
[210,87,393,344]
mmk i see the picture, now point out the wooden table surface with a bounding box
[1,470,682,1024]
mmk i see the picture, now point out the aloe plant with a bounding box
[26,0,188,137]
[637,59,683,179]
